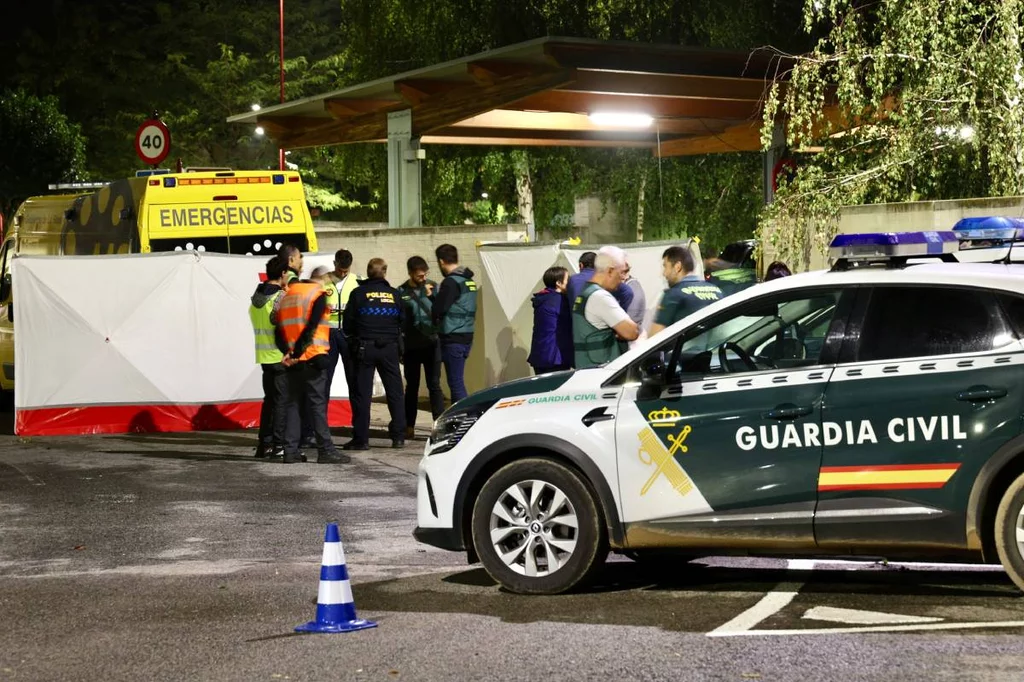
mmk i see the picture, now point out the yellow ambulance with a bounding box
[0,169,320,389]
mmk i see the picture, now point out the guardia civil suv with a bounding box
[415,229,1024,595]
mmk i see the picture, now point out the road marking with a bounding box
[709,588,802,636]
[721,620,1024,637]
[802,606,943,625]
[0,460,45,486]
[708,559,809,636]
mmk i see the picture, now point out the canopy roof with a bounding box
[228,37,792,156]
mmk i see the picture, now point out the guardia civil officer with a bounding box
[648,245,723,338]
[432,244,478,404]
[342,258,406,450]
[398,255,445,438]
[571,246,639,369]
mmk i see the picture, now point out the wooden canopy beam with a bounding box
[510,89,760,120]
[278,68,577,148]
[655,121,763,156]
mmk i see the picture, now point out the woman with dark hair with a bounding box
[528,266,573,375]
[764,261,792,281]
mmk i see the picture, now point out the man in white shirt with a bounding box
[571,245,640,369]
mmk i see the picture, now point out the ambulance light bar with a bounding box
[829,231,959,270]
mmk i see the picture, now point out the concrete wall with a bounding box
[311,222,528,400]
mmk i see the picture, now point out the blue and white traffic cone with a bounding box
[295,522,377,634]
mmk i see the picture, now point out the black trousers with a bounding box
[352,339,406,445]
[284,358,338,456]
[403,342,445,428]
[326,327,357,404]
[258,363,289,447]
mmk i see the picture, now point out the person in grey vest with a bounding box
[432,243,478,404]
[572,246,639,369]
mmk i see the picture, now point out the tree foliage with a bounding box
[0,90,86,217]
[759,0,1024,269]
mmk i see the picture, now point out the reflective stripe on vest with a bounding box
[278,282,330,361]
[571,282,625,369]
[440,274,478,336]
[249,290,285,364]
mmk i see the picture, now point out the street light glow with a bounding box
[589,112,654,128]
[255,126,265,136]
[251,104,261,112]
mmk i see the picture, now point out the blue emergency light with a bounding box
[952,216,1024,244]
[272,174,285,184]
[829,231,959,270]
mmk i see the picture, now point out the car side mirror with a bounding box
[0,273,10,303]
[637,355,666,401]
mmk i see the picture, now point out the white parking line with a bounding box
[802,606,942,625]
[727,620,1024,636]
[707,559,808,636]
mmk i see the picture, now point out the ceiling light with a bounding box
[588,112,654,128]
[255,126,265,136]
[251,104,261,112]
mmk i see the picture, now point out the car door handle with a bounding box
[956,386,1007,402]
[581,407,615,427]
[765,404,813,420]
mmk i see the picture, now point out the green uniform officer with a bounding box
[570,246,640,369]
[649,245,723,338]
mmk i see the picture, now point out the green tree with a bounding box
[0,90,86,217]
[759,0,1024,270]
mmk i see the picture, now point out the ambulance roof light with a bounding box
[829,231,960,270]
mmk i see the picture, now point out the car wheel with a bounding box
[994,472,1024,592]
[471,458,606,595]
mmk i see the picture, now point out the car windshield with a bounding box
[668,293,840,378]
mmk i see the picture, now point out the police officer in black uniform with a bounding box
[341,257,406,450]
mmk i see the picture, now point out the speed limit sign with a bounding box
[135,118,171,166]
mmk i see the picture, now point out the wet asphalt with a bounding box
[3,413,1024,681]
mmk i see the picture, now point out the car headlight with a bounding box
[428,400,497,455]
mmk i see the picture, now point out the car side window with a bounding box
[661,289,845,381]
[856,286,1014,362]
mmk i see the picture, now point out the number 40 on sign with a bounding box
[135,118,171,166]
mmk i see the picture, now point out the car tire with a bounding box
[471,458,607,595]
[994,472,1024,592]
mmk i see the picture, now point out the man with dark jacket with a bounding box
[249,255,290,459]
[432,244,478,405]
[398,255,445,438]
[343,258,406,450]
[527,266,572,375]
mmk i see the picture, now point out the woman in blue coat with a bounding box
[528,266,573,375]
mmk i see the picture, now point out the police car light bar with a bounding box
[952,216,1024,245]
[829,231,959,270]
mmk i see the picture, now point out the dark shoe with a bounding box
[391,438,406,448]
[266,446,285,461]
[341,441,369,451]
[254,443,273,458]
[317,452,352,464]
[282,452,303,464]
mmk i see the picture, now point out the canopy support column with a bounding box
[387,110,423,228]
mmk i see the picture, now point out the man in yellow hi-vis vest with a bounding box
[324,249,361,402]
[249,255,291,460]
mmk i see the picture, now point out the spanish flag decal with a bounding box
[818,463,961,492]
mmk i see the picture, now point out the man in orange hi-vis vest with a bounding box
[273,277,348,464]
